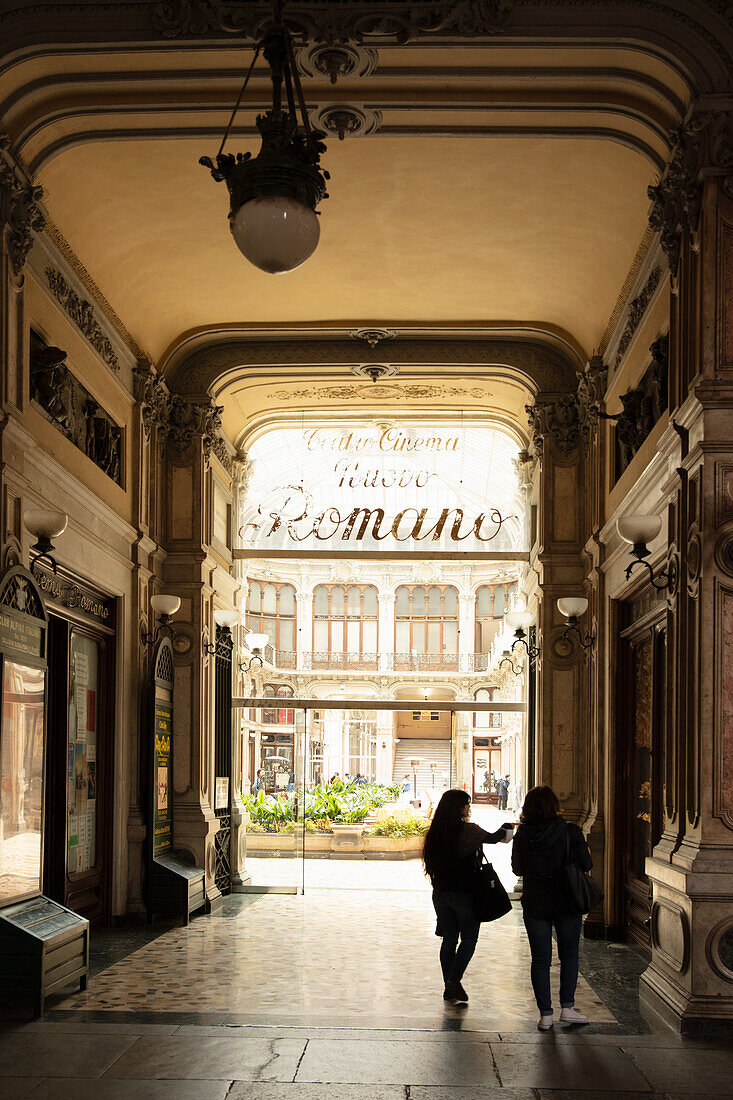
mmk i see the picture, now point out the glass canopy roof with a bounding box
[239,418,527,553]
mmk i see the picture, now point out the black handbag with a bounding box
[472,852,512,922]
[563,825,604,914]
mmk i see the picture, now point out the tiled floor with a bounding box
[2,807,732,1097]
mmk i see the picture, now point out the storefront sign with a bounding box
[154,702,172,857]
[0,610,43,657]
[35,569,112,624]
[239,422,526,553]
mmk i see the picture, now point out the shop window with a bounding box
[246,580,296,655]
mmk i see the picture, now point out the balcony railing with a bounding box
[263,650,492,673]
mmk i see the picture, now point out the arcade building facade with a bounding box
[1,0,733,1035]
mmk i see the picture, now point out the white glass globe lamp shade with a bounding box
[23,508,68,541]
[245,632,269,651]
[557,597,589,620]
[213,608,240,629]
[151,594,181,619]
[230,196,320,274]
[506,610,533,632]
[617,514,662,547]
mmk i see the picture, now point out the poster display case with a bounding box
[0,565,88,1015]
[148,637,205,923]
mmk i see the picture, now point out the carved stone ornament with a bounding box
[614,266,662,367]
[30,330,122,484]
[296,43,379,83]
[133,358,223,461]
[211,435,234,474]
[0,133,45,277]
[525,395,581,458]
[649,110,733,276]
[45,266,120,372]
[576,355,609,434]
[349,327,397,349]
[152,0,514,43]
[309,104,382,140]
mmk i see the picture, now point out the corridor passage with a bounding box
[2,858,732,1096]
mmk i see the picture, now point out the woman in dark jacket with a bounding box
[423,788,512,1005]
[511,785,592,1030]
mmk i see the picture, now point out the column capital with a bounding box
[649,104,733,278]
[525,394,581,458]
[0,133,45,278]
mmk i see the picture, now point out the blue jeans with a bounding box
[522,911,583,1014]
[432,890,480,983]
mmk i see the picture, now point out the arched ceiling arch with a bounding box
[3,1,723,363]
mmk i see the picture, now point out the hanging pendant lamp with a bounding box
[200,2,329,274]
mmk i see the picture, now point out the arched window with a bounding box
[395,585,458,669]
[246,580,297,665]
[475,585,494,655]
[261,683,294,725]
[474,686,501,729]
[493,585,506,618]
[312,584,379,669]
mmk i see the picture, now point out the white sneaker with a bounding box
[560,1007,589,1025]
[537,1014,554,1031]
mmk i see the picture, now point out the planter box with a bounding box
[245,829,424,860]
[362,834,424,860]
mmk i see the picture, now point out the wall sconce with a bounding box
[617,514,674,590]
[499,648,524,676]
[239,632,268,672]
[557,597,595,650]
[141,594,181,647]
[24,509,68,575]
[205,608,240,655]
[505,610,540,664]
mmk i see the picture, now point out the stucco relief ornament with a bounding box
[576,355,608,436]
[134,360,170,438]
[525,395,581,458]
[0,133,45,278]
[45,266,120,371]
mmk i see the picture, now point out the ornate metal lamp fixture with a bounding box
[499,648,524,677]
[204,609,239,655]
[617,514,675,590]
[505,610,540,666]
[141,594,181,647]
[24,509,68,575]
[557,598,595,650]
[200,1,329,274]
[239,632,269,672]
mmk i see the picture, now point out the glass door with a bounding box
[240,703,305,894]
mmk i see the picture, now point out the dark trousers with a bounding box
[432,890,480,983]
[497,792,508,810]
[522,911,583,1014]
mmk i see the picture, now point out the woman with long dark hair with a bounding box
[511,785,592,1030]
[422,788,512,1005]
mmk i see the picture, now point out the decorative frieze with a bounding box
[152,0,514,43]
[29,329,122,484]
[45,266,120,372]
[614,266,662,367]
[649,110,733,276]
[525,395,581,457]
[0,133,44,277]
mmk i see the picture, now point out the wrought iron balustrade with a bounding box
[264,651,494,674]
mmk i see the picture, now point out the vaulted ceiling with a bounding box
[0,37,689,373]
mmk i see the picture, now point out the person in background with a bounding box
[511,785,592,1031]
[251,769,266,795]
[355,773,367,785]
[422,789,513,1005]
[330,771,341,784]
[402,773,412,802]
[496,774,510,811]
[287,769,296,792]
[512,777,524,815]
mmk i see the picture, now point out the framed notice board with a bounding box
[148,636,204,923]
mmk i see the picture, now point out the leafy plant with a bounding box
[367,815,429,839]
[245,779,400,832]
